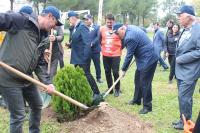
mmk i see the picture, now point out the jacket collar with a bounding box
[28,15,40,41]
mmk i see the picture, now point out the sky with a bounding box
[0,0,10,12]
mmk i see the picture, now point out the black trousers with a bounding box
[91,52,101,80]
[58,51,64,68]
[75,64,100,95]
[103,56,120,91]
[133,61,157,110]
[193,112,200,133]
[168,55,175,81]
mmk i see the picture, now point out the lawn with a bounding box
[0,33,199,133]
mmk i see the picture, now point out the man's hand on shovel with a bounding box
[120,70,126,78]
[46,84,56,94]
[49,34,56,42]
[44,49,51,63]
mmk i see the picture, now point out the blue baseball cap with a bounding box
[19,6,33,15]
[83,14,92,20]
[112,22,123,33]
[176,5,195,16]
[67,11,78,19]
[42,6,63,26]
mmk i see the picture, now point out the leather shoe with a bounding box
[93,93,100,100]
[173,121,183,130]
[172,120,182,125]
[114,90,121,97]
[97,78,103,83]
[128,100,141,105]
[139,108,152,114]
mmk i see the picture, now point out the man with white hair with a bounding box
[172,5,200,130]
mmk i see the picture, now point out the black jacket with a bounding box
[70,21,91,65]
[0,12,51,87]
[165,32,180,55]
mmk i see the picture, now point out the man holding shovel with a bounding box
[0,6,62,133]
[112,23,158,114]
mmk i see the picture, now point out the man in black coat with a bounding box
[0,6,61,133]
[67,11,100,98]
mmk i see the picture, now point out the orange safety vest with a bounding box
[100,26,122,57]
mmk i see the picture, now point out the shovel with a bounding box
[92,60,135,106]
[0,61,89,110]
[47,29,54,74]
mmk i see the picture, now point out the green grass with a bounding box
[91,58,200,133]
[0,33,199,133]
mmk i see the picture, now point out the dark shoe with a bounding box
[93,93,100,100]
[173,121,183,130]
[0,101,7,109]
[128,100,141,105]
[172,120,182,125]
[114,90,121,97]
[139,108,152,114]
[168,80,173,84]
[0,98,7,109]
[97,78,103,83]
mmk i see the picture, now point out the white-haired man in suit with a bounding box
[172,5,200,130]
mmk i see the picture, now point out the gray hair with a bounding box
[186,13,195,21]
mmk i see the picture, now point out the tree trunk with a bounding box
[10,0,14,11]
[34,2,40,15]
[43,0,47,9]
[137,14,140,26]
[142,15,145,27]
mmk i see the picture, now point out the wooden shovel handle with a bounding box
[47,29,54,74]
[0,61,89,110]
[103,59,135,98]
[103,74,123,98]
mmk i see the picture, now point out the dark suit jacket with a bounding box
[175,23,200,81]
[122,25,158,71]
[89,23,101,53]
[153,28,165,56]
[70,21,91,65]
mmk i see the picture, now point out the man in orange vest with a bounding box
[99,14,122,97]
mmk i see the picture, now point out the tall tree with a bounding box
[10,0,14,10]
[104,0,156,26]
[160,0,185,26]
[28,0,53,14]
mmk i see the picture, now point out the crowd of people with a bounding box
[0,4,199,133]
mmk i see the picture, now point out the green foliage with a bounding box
[52,66,92,121]
[104,0,157,26]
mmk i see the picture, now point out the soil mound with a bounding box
[42,102,153,133]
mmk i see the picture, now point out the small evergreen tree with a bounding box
[52,66,92,121]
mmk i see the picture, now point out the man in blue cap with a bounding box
[112,23,158,114]
[0,5,62,133]
[67,11,100,98]
[172,5,200,130]
[19,5,33,15]
[83,14,103,83]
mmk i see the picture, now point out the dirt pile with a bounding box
[42,102,153,133]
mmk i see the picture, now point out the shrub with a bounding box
[52,66,92,121]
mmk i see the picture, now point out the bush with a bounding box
[52,66,93,121]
